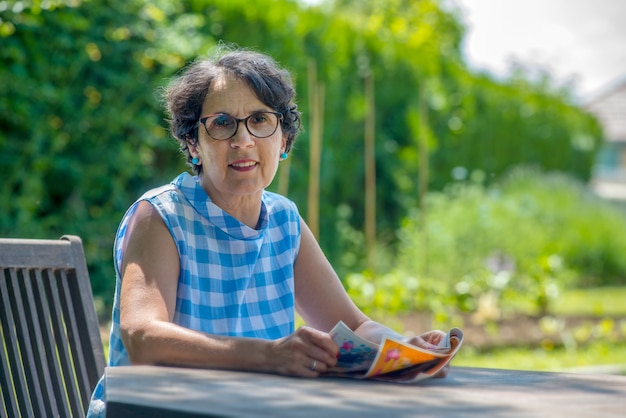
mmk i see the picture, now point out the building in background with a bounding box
[586,76,626,201]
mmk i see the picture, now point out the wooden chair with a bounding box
[0,235,106,418]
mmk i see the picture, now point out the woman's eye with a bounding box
[213,115,233,127]
[250,114,268,124]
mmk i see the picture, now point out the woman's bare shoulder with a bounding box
[123,200,175,258]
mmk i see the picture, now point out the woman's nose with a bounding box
[230,121,255,148]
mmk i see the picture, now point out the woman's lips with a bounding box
[229,160,258,171]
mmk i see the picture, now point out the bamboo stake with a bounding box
[307,59,323,240]
[364,73,376,273]
[418,84,429,275]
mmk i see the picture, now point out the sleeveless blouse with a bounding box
[87,172,300,416]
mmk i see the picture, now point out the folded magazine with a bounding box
[327,321,464,383]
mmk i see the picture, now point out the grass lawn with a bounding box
[550,286,626,317]
[453,340,626,375]
[452,286,626,374]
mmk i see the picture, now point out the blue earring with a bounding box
[280,153,288,161]
[192,157,199,165]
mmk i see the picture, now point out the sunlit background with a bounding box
[1,0,625,374]
[452,0,626,100]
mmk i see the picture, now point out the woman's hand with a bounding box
[267,326,338,377]
[406,330,450,378]
[407,330,447,350]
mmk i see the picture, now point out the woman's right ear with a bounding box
[185,132,198,146]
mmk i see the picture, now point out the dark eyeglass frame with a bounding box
[197,111,283,141]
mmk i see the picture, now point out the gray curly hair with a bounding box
[163,47,302,174]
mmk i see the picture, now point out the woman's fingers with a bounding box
[418,330,447,346]
[407,331,450,379]
[270,326,338,377]
[296,327,338,375]
[298,327,339,365]
[407,335,439,350]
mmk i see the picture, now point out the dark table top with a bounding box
[104,365,626,417]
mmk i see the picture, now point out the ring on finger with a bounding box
[311,360,317,371]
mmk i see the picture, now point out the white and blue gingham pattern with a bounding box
[87,172,301,416]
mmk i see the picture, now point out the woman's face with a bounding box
[191,74,286,204]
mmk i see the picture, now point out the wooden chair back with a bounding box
[0,235,105,418]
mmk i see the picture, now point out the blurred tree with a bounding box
[0,0,193,301]
[0,0,604,312]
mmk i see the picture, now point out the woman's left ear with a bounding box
[280,140,288,160]
[189,145,201,165]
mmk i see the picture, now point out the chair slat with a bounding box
[1,272,25,418]
[7,269,46,417]
[33,269,72,418]
[58,269,93,409]
[45,268,85,416]
[22,269,62,416]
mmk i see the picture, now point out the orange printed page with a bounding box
[377,329,464,383]
[363,338,445,378]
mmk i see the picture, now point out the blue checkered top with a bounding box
[88,172,301,416]
[108,171,301,365]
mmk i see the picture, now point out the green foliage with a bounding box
[0,0,606,317]
[0,0,185,301]
[346,168,626,318]
[427,70,603,192]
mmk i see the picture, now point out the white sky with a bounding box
[450,0,626,101]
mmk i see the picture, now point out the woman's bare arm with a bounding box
[119,201,336,376]
[294,219,445,352]
[293,219,371,333]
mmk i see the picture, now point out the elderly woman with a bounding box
[87,48,445,417]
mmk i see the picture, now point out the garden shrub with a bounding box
[346,167,626,319]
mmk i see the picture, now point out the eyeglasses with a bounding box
[197,111,282,141]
